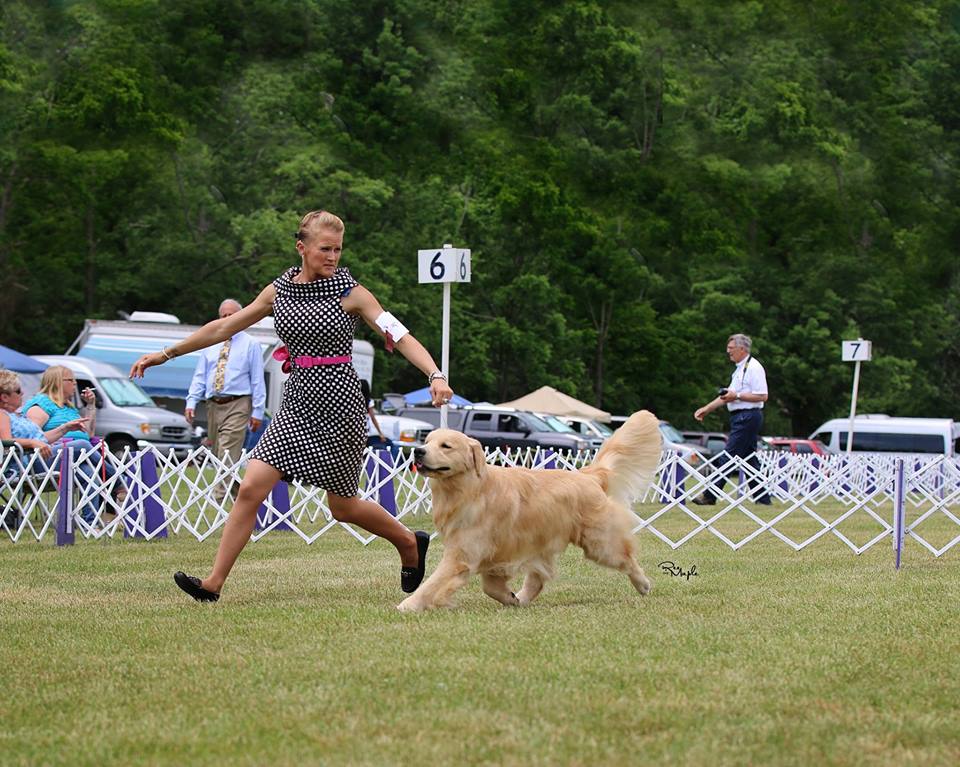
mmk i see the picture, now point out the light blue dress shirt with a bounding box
[185,332,267,419]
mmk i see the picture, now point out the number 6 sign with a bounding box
[418,247,471,284]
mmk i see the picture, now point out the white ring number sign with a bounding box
[842,339,872,362]
[418,247,471,284]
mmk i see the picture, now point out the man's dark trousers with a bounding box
[700,409,770,504]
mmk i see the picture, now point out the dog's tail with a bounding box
[580,410,662,506]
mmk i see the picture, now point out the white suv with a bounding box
[370,414,434,448]
[555,415,611,450]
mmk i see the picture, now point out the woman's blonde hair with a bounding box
[0,370,20,395]
[296,210,345,241]
[37,365,75,407]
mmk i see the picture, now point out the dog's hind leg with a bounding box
[480,573,520,607]
[515,571,546,606]
[579,511,652,596]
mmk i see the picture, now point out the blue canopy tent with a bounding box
[0,344,49,374]
[403,387,472,407]
[76,334,201,398]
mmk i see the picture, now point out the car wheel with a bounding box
[107,436,137,454]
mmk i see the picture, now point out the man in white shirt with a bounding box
[185,299,266,499]
[692,333,771,505]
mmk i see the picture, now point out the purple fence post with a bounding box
[125,451,166,538]
[542,448,557,470]
[377,449,397,516]
[256,481,292,531]
[894,458,905,570]
[809,456,821,493]
[865,462,877,496]
[778,455,789,495]
[142,451,167,538]
[123,450,167,538]
[673,456,687,500]
[839,454,851,495]
[55,448,74,547]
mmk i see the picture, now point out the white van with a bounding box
[32,355,193,454]
[809,416,960,456]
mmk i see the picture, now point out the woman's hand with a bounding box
[59,417,89,436]
[430,378,455,407]
[129,352,167,379]
[22,438,52,459]
[80,387,96,406]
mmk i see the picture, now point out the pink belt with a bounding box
[273,346,351,373]
[294,354,351,368]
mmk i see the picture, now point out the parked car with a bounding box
[659,420,704,468]
[809,415,959,456]
[394,406,591,453]
[533,412,602,448]
[33,355,193,454]
[681,430,728,458]
[554,415,611,450]
[763,437,832,456]
[371,414,434,449]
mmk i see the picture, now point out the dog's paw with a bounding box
[397,597,421,613]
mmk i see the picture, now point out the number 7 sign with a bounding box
[842,339,872,362]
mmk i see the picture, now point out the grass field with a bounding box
[1,509,958,767]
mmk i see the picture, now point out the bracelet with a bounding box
[161,347,175,361]
[428,371,447,384]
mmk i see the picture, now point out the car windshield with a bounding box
[659,422,685,443]
[100,378,155,407]
[522,413,553,432]
[592,420,615,437]
[540,414,578,433]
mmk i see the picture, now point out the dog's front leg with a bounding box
[397,553,471,612]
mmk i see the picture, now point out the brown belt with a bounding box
[208,394,247,405]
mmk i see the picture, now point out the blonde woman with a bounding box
[24,365,97,442]
[24,365,128,518]
[131,209,454,603]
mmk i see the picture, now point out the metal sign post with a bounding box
[417,244,471,428]
[841,338,872,454]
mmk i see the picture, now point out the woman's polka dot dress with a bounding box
[250,266,366,496]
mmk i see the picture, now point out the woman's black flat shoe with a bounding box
[400,531,430,593]
[174,571,220,602]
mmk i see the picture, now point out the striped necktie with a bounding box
[213,338,232,393]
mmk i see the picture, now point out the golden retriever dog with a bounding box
[398,410,662,612]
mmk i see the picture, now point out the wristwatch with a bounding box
[735,392,741,401]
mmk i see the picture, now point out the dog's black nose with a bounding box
[413,447,425,459]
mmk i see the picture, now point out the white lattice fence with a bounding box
[2,444,958,558]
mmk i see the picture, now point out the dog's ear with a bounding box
[470,438,486,479]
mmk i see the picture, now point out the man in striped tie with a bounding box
[185,299,267,501]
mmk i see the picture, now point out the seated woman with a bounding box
[24,365,97,443]
[18,367,127,522]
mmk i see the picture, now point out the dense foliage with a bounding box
[2,0,958,434]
